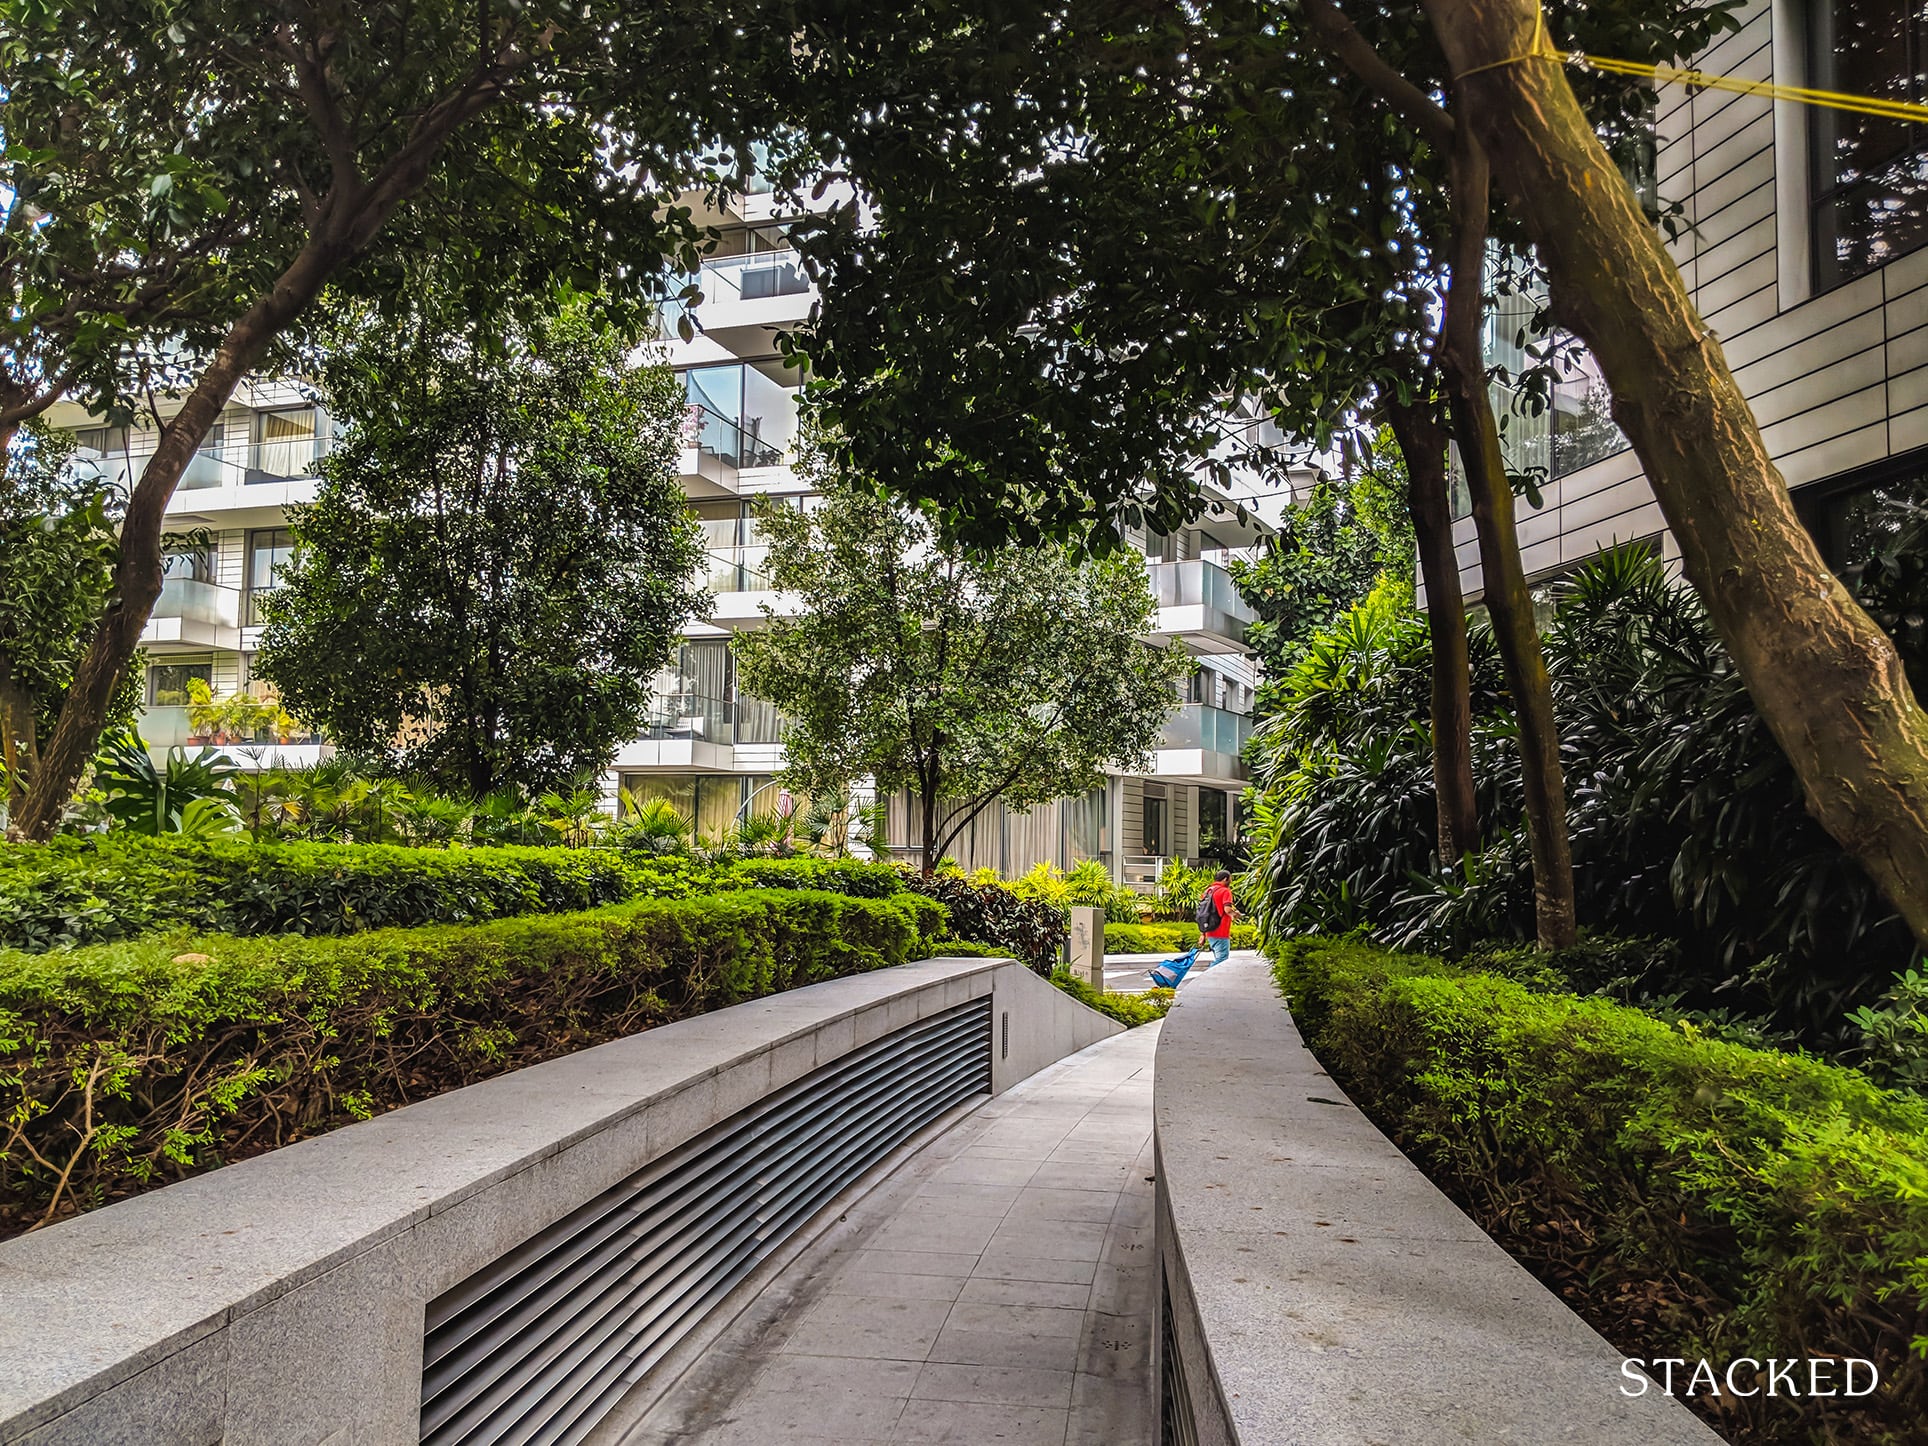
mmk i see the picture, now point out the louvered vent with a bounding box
[419,995,992,1446]
[1160,1271,1200,1446]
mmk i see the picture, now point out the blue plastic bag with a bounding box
[1147,946,1200,990]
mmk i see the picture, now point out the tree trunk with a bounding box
[1439,124,1578,950]
[1425,0,1928,949]
[1383,389,1479,863]
[10,235,351,838]
[0,659,38,818]
[920,783,941,876]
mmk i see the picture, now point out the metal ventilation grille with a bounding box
[1160,1272,1200,1446]
[420,995,992,1446]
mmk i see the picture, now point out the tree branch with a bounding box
[1299,0,1456,149]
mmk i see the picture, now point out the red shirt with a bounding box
[1204,881,1236,938]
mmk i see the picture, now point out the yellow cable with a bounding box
[1447,15,1928,126]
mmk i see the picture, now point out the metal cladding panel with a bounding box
[420,995,992,1446]
[1160,1274,1199,1446]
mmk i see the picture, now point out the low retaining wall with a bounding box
[0,956,1119,1445]
[1153,957,1723,1445]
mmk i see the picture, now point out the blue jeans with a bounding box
[1204,935,1231,967]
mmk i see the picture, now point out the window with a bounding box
[162,536,217,583]
[1794,451,1928,584]
[246,528,295,624]
[253,408,319,481]
[1142,793,1168,855]
[149,661,212,707]
[1811,0,1928,289]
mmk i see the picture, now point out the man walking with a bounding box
[1196,869,1238,968]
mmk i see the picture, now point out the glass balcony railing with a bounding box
[80,437,332,492]
[1148,560,1256,623]
[705,546,773,594]
[1161,703,1253,755]
[699,251,810,304]
[153,578,242,629]
[637,692,733,743]
[136,706,325,750]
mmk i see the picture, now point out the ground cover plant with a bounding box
[0,887,946,1237]
[1048,968,1172,1028]
[1275,936,1928,1445]
[1103,922,1258,955]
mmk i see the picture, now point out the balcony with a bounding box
[136,706,326,767]
[1145,560,1257,655]
[1154,703,1251,786]
[142,579,244,648]
[82,437,330,492]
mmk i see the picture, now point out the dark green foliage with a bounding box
[1276,937,1928,1445]
[1250,550,1912,1042]
[0,888,947,1234]
[255,309,705,798]
[1048,968,1171,1028]
[1228,457,1415,700]
[91,728,240,836]
[901,872,1067,976]
[1851,497,1928,696]
[0,838,910,952]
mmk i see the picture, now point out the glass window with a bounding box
[1811,0,1928,289]
[246,528,295,623]
[1796,456,1928,585]
[149,661,212,707]
[253,407,318,480]
[1142,794,1168,855]
[162,537,217,583]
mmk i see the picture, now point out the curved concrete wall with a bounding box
[0,956,1118,1445]
[1153,957,1724,1445]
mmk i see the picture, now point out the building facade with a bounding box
[1460,0,1928,592]
[53,187,1267,882]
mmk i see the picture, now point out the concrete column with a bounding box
[1068,906,1105,990]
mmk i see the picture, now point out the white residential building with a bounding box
[51,187,1268,882]
[1463,0,1928,592]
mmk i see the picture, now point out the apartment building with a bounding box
[51,183,1267,881]
[622,184,1269,881]
[1463,0,1928,592]
[52,381,330,766]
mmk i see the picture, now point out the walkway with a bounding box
[613,1022,1161,1446]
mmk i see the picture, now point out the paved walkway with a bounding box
[615,1023,1161,1446]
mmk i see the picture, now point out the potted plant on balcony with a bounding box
[184,678,224,744]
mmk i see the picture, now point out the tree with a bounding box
[731,459,1188,875]
[252,308,705,798]
[1395,0,1928,949]
[2,0,797,836]
[1229,448,1414,695]
[0,427,140,814]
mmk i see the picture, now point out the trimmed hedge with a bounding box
[1104,921,1259,954]
[1048,968,1172,1028]
[901,871,1066,975]
[0,837,901,952]
[1276,937,1928,1444]
[0,887,946,1237]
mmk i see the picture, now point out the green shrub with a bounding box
[1048,968,1172,1027]
[930,938,1009,958]
[902,871,1066,974]
[0,887,946,1236]
[0,838,908,952]
[1104,921,1258,954]
[1275,937,1928,1443]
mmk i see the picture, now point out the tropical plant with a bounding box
[91,728,240,836]
[610,793,696,856]
[538,787,607,849]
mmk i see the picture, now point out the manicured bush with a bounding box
[0,838,908,952]
[1276,937,1928,1444]
[1048,968,1172,1027]
[1104,921,1259,954]
[901,871,1066,974]
[929,938,1010,958]
[0,887,946,1236]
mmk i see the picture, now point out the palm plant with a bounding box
[610,791,694,855]
[538,786,606,847]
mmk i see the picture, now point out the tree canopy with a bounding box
[731,454,1187,874]
[254,308,705,798]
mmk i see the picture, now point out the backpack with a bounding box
[1196,889,1222,933]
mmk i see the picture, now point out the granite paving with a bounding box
[613,1021,1161,1446]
